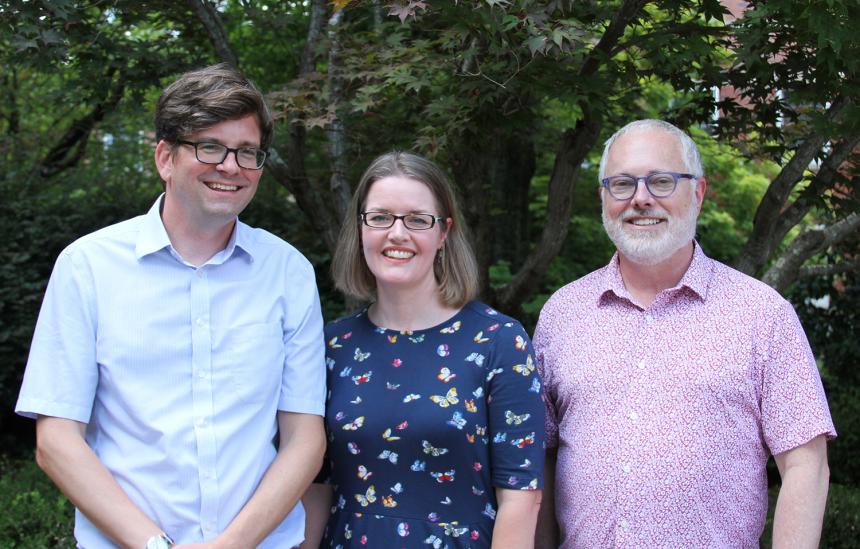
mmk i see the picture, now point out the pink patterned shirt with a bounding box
[534,243,835,548]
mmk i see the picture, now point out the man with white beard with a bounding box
[533,119,835,548]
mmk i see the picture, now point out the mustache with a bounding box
[619,208,668,221]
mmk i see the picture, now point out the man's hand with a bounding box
[214,412,325,548]
[35,416,165,549]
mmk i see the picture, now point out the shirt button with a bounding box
[644,313,653,323]
[196,317,204,326]
[198,369,207,379]
[628,411,638,421]
[197,417,207,428]
[637,360,646,370]
[196,269,205,278]
[622,463,631,474]
[620,519,630,532]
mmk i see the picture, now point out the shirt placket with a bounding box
[615,308,657,547]
[190,266,219,538]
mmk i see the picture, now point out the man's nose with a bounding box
[216,151,241,174]
[630,177,654,208]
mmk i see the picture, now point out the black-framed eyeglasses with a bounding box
[600,171,696,200]
[176,140,268,170]
[360,211,445,231]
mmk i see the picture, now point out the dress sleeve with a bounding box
[278,256,326,416]
[314,336,336,485]
[16,248,99,422]
[760,299,836,455]
[485,322,545,490]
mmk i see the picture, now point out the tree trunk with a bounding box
[326,9,352,222]
[495,115,602,315]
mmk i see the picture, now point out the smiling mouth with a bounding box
[205,182,240,192]
[628,218,663,226]
[383,249,415,259]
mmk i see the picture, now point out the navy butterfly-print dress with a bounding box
[319,301,545,548]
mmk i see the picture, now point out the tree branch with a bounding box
[609,21,729,58]
[799,259,860,280]
[496,0,646,310]
[773,133,860,239]
[762,211,860,293]
[274,0,342,252]
[188,0,340,251]
[496,115,602,310]
[263,149,341,251]
[186,0,240,68]
[734,96,849,276]
[40,68,125,178]
[579,0,648,78]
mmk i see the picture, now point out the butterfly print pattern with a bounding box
[319,301,544,547]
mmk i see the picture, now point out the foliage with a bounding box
[793,266,860,487]
[760,483,860,548]
[695,128,775,264]
[1,455,857,547]
[0,164,161,451]
[821,484,860,548]
[0,2,858,545]
[0,457,75,548]
[719,0,860,152]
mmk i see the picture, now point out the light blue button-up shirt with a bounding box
[16,195,326,548]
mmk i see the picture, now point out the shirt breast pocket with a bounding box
[217,321,285,405]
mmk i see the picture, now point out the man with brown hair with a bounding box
[16,64,326,548]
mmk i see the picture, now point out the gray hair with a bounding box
[598,119,704,181]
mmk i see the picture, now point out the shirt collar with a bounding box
[135,194,172,259]
[134,194,255,264]
[227,219,256,264]
[676,241,712,300]
[598,240,714,306]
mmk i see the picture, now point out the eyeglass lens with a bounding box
[363,212,437,230]
[608,173,678,199]
[194,142,266,169]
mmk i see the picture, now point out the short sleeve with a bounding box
[533,311,560,450]
[278,257,326,416]
[485,322,545,490]
[760,299,836,455]
[16,248,99,422]
[313,339,335,486]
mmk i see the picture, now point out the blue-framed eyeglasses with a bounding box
[600,171,695,200]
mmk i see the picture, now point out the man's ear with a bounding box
[154,140,174,184]
[695,176,708,212]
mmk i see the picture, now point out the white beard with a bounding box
[602,191,699,266]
